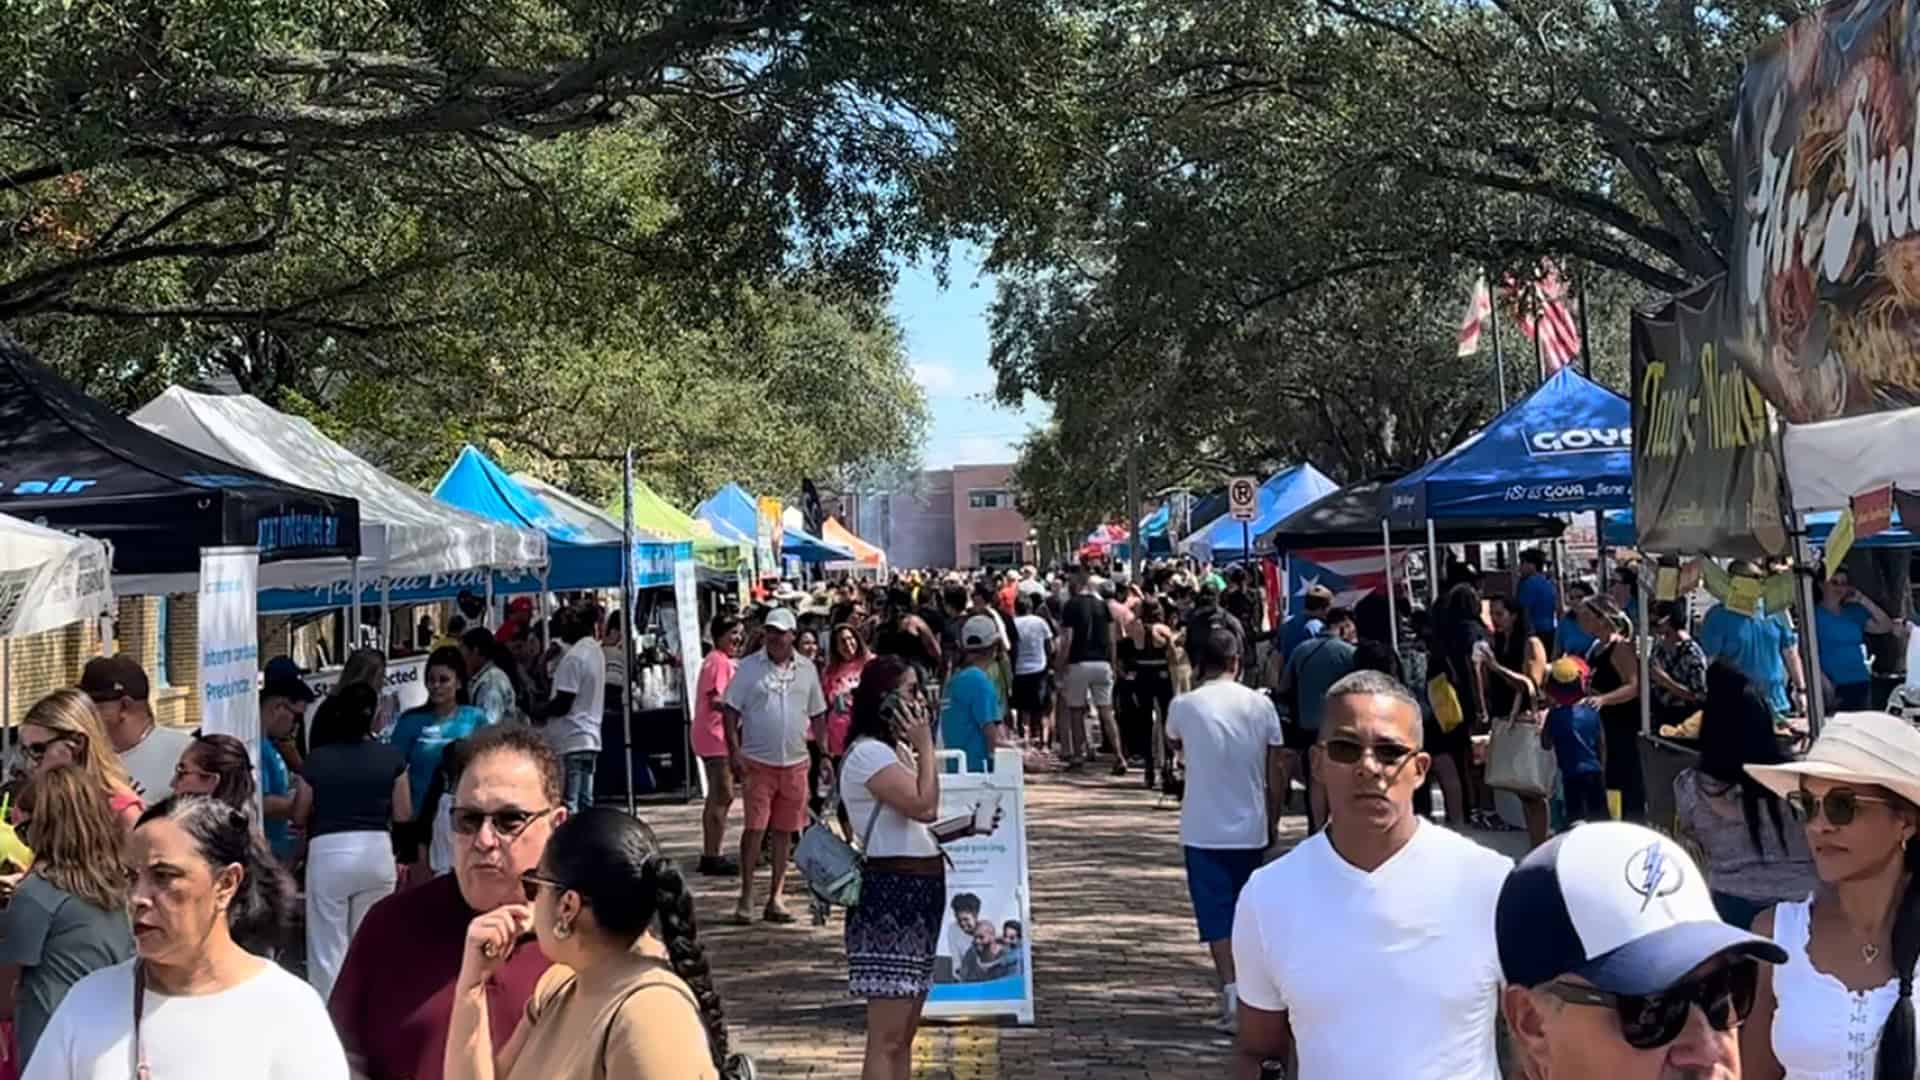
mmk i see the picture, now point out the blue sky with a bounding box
[891,244,1049,469]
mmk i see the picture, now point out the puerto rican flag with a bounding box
[1286,547,1411,610]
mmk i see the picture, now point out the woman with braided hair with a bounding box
[445,807,748,1079]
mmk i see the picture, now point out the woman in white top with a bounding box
[838,656,947,1080]
[25,795,347,1080]
[1740,711,1920,1080]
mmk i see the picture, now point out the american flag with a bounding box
[1286,547,1412,610]
[1456,275,1492,357]
[1506,260,1582,376]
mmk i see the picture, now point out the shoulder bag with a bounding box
[793,769,885,915]
[1484,716,1558,797]
[1428,649,1467,734]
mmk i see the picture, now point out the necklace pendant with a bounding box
[1863,943,1882,964]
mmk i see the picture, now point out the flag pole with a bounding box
[1487,269,1509,409]
[1578,264,1593,378]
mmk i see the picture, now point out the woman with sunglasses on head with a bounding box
[17,689,142,833]
[22,796,344,1079]
[389,647,489,823]
[446,808,741,1079]
[1740,711,1920,1080]
[0,768,135,1070]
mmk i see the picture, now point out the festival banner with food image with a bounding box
[1729,0,1920,420]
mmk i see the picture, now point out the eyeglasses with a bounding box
[449,805,555,838]
[1542,962,1758,1050]
[171,761,218,784]
[22,733,78,763]
[1785,789,1890,827]
[520,870,568,903]
[1322,737,1417,769]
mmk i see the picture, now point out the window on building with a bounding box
[968,489,1012,510]
[974,542,1023,569]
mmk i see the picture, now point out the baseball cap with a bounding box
[79,656,149,703]
[1303,584,1334,604]
[1544,655,1591,706]
[764,608,798,633]
[961,614,1001,650]
[1497,822,1785,995]
[261,656,317,704]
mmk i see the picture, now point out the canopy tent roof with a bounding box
[821,517,886,568]
[435,446,686,590]
[0,338,359,578]
[779,505,855,563]
[1184,464,1340,561]
[1389,368,1631,524]
[132,389,545,595]
[694,483,761,545]
[1260,475,1566,553]
[1784,406,1920,512]
[0,514,112,637]
[1601,507,1920,549]
[592,476,747,563]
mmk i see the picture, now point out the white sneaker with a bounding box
[1213,988,1240,1033]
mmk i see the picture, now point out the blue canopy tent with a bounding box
[435,445,687,590]
[1389,368,1630,524]
[1182,465,1339,562]
[694,483,853,564]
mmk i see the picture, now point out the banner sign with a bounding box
[926,748,1034,1024]
[1631,278,1789,557]
[1729,4,1920,421]
[754,497,781,579]
[197,547,261,768]
[1853,484,1895,538]
[673,557,701,713]
[301,655,429,714]
[1286,547,1411,610]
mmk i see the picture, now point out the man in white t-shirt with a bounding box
[534,606,606,815]
[1231,670,1512,1080]
[1010,594,1054,744]
[1166,624,1285,1033]
[721,607,826,926]
[82,656,192,804]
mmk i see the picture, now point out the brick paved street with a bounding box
[644,768,1528,1078]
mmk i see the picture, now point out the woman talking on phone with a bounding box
[839,655,1002,1080]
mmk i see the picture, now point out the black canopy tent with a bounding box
[0,338,360,575]
[1257,474,1566,553]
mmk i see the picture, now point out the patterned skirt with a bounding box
[846,867,945,999]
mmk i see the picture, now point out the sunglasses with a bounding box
[449,805,555,838]
[22,733,79,763]
[1322,737,1417,769]
[1543,961,1758,1050]
[520,870,568,903]
[1785,789,1890,827]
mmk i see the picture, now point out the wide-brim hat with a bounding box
[1746,711,1920,810]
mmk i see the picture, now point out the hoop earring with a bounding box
[553,921,573,940]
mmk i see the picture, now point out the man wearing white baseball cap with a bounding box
[1498,821,1787,1079]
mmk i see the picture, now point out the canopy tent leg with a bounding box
[1638,560,1653,737]
[484,572,494,632]
[1426,519,1440,605]
[379,577,392,656]
[539,566,551,650]
[348,556,361,655]
[1381,520,1399,654]
[1796,535,1828,736]
[1594,510,1610,598]
[621,448,638,817]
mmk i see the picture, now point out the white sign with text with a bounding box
[197,548,261,768]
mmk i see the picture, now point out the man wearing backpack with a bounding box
[1274,607,1357,831]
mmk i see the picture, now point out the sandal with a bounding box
[762,904,797,925]
[728,906,755,926]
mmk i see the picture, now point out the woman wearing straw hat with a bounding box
[1740,711,1920,1079]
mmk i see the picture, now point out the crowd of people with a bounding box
[0,592,747,1079]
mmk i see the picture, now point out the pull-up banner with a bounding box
[1729,0,1920,421]
[1631,278,1789,558]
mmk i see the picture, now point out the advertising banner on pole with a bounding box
[302,655,428,712]
[1631,278,1789,558]
[926,747,1035,1024]
[1728,4,1920,422]
[755,497,782,578]
[197,547,261,767]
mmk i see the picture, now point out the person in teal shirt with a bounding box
[1814,569,1896,710]
[386,647,488,816]
[941,615,1009,772]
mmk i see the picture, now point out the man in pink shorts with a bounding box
[721,606,827,924]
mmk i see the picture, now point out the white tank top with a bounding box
[1771,897,1909,1080]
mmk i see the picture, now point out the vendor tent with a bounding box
[1260,475,1566,553]
[591,476,748,567]
[694,484,761,547]
[517,473,736,589]
[0,514,112,637]
[1183,465,1339,561]
[435,446,686,590]
[0,338,360,578]
[779,506,855,563]
[822,517,886,569]
[132,389,546,610]
[1389,368,1631,524]
[1785,407,1920,513]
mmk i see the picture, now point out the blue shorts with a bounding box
[1184,846,1264,943]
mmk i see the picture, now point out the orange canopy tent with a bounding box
[821,517,886,569]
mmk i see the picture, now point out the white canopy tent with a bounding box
[127,389,546,598]
[0,513,112,638]
[1782,406,1920,511]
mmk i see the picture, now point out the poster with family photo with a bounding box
[925,748,1034,1022]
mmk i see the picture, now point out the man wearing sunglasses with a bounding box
[1498,822,1787,1079]
[329,725,566,1080]
[1231,670,1512,1080]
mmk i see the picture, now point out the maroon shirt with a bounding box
[329,873,550,1080]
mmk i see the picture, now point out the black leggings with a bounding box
[1602,714,1646,823]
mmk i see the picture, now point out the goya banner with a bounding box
[1632,278,1790,558]
[1730,0,1920,421]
